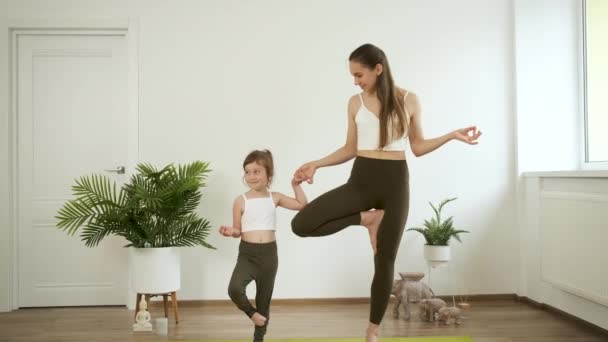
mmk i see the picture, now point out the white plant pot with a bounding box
[130,247,181,293]
[424,245,451,268]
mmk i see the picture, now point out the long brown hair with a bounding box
[243,149,274,186]
[349,44,408,148]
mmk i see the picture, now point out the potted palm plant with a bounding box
[407,198,468,267]
[55,161,215,294]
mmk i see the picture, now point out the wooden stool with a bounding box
[134,291,179,324]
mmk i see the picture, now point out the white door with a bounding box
[17,32,133,307]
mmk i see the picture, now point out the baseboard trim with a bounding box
[151,293,518,308]
[435,293,517,302]
[156,297,371,308]
[517,296,608,338]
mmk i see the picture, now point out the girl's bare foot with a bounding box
[366,324,379,342]
[250,312,267,326]
[361,210,384,254]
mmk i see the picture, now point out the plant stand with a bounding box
[134,291,179,324]
[426,259,449,290]
[426,263,435,289]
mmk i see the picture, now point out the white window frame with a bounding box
[581,0,608,170]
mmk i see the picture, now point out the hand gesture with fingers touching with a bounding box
[453,126,482,145]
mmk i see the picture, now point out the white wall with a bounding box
[514,0,581,174]
[0,0,518,310]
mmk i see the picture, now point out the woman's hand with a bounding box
[294,161,318,184]
[452,126,482,145]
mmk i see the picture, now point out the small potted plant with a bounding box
[407,197,468,267]
[55,161,215,295]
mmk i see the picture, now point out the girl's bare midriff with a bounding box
[241,230,276,243]
[357,150,406,160]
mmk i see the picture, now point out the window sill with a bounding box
[522,170,608,178]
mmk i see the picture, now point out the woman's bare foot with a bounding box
[366,324,380,342]
[250,312,267,326]
[361,209,384,254]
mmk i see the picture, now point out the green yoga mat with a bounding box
[179,337,473,342]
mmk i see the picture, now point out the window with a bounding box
[583,0,608,165]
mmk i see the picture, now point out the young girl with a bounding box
[291,44,481,342]
[219,149,307,342]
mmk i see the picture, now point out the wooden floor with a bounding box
[0,299,606,342]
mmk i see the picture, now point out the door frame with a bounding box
[4,18,140,310]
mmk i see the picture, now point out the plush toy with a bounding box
[418,298,446,322]
[438,306,463,325]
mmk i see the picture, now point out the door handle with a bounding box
[104,166,125,174]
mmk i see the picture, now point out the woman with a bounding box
[291,43,481,342]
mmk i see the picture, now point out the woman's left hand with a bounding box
[453,126,482,145]
[294,162,317,184]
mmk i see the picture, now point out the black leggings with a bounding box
[291,156,409,324]
[228,240,278,342]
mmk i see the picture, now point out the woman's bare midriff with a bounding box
[357,150,406,160]
[241,230,276,243]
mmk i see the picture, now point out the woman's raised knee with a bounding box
[291,212,309,237]
[291,215,307,237]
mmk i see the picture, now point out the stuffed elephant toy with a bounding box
[418,298,447,322]
[391,278,435,320]
[438,306,463,325]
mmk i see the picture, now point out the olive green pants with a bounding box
[291,156,409,324]
[228,240,278,342]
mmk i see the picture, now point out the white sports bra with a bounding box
[240,192,276,232]
[355,92,410,151]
